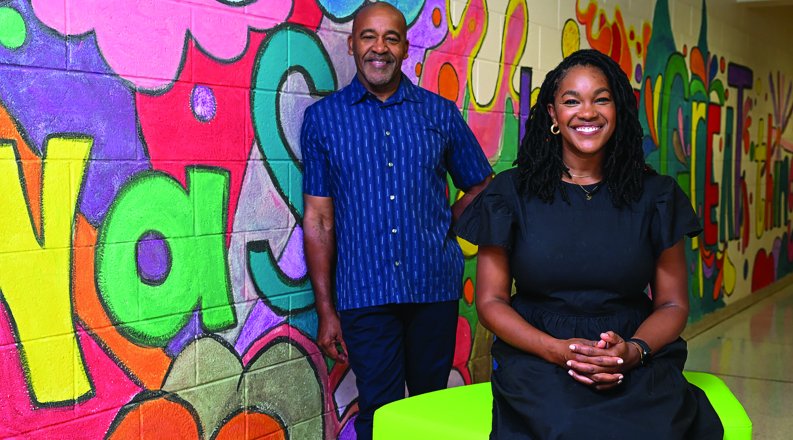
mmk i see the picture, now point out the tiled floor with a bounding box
[686,285,793,440]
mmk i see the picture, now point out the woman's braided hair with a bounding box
[515,49,650,207]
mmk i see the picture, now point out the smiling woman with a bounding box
[455,49,725,439]
[548,65,616,169]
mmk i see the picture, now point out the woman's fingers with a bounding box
[568,367,624,389]
[567,358,623,374]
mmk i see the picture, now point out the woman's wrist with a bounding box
[539,336,567,367]
[626,338,652,366]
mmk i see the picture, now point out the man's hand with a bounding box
[317,313,348,363]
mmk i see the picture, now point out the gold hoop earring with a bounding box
[550,123,560,135]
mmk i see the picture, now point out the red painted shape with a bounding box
[136,32,267,243]
[287,0,323,30]
[704,104,721,246]
[751,249,775,291]
[610,22,621,66]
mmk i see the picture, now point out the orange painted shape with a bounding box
[690,47,706,82]
[644,77,657,145]
[215,411,287,440]
[713,267,724,301]
[431,7,441,27]
[576,0,612,56]
[73,214,171,389]
[438,63,459,102]
[0,99,42,237]
[463,278,475,305]
[107,397,200,440]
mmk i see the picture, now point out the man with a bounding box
[301,2,492,439]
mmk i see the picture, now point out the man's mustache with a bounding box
[365,56,394,63]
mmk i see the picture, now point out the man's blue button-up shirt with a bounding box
[301,75,492,311]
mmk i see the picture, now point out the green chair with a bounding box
[683,371,753,440]
[373,371,751,440]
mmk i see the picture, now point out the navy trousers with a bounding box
[339,300,458,440]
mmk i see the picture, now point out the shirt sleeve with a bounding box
[453,170,516,249]
[650,176,703,257]
[300,105,331,197]
[443,100,493,190]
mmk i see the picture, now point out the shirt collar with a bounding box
[346,74,424,105]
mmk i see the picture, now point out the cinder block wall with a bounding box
[1,0,790,437]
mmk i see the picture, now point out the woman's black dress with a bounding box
[455,168,723,439]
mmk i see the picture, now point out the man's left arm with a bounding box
[443,100,493,222]
[451,174,492,222]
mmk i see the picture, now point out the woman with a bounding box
[455,49,723,439]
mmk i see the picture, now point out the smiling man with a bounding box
[300,2,492,439]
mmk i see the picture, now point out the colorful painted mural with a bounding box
[0,0,790,437]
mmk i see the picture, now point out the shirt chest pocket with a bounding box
[404,125,448,174]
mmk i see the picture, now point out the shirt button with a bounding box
[389,195,395,200]
[394,261,401,267]
[385,130,391,136]
[387,162,394,167]
[391,228,397,234]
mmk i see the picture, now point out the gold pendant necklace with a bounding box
[576,182,599,200]
[562,163,600,200]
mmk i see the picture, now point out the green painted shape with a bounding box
[248,231,312,315]
[97,168,235,347]
[252,25,337,216]
[696,0,709,56]
[709,79,726,105]
[689,78,707,102]
[638,0,675,147]
[644,0,676,79]
[0,7,26,49]
[492,98,519,174]
[773,158,789,228]
[245,341,323,438]
[659,54,690,175]
[163,337,243,435]
[249,26,338,325]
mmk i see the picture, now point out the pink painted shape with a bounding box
[464,1,527,159]
[419,0,527,159]
[31,0,291,90]
[0,304,142,438]
[452,316,472,384]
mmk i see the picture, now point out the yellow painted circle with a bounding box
[561,19,580,58]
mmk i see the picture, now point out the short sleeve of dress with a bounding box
[650,175,703,256]
[454,169,517,250]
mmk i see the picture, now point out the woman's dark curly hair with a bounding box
[515,49,649,207]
